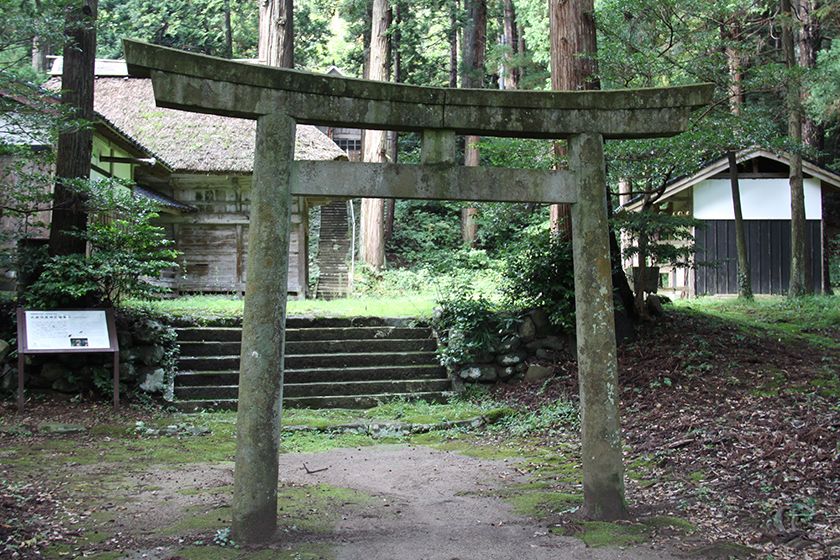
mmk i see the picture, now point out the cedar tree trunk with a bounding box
[461,0,486,245]
[548,0,599,239]
[258,0,294,67]
[360,0,390,270]
[782,0,810,296]
[49,0,97,258]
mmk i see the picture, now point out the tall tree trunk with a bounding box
[360,0,389,270]
[223,0,233,59]
[258,0,294,67]
[548,0,599,239]
[448,0,459,88]
[31,0,49,73]
[502,0,519,90]
[461,0,486,245]
[384,4,402,242]
[728,151,753,299]
[608,190,639,322]
[799,0,824,154]
[724,21,752,299]
[782,0,810,296]
[49,0,98,258]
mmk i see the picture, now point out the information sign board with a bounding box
[16,308,120,413]
[23,310,114,351]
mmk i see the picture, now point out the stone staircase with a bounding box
[173,317,451,411]
[315,200,353,299]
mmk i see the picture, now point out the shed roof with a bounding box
[621,149,840,212]
[47,73,347,174]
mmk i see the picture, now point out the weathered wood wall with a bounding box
[154,174,307,296]
[694,219,822,295]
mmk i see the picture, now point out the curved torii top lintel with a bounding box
[123,39,713,141]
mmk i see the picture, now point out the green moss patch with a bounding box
[162,483,372,538]
[509,491,581,518]
[575,521,651,547]
[645,515,697,533]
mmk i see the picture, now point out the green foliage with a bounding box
[807,38,840,126]
[499,399,579,435]
[432,286,511,368]
[98,0,258,59]
[612,209,701,268]
[386,200,462,270]
[27,179,179,308]
[500,225,575,331]
[829,233,840,288]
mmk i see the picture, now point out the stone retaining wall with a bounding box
[441,308,575,388]
[0,307,178,401]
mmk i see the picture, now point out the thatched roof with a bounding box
[46,76,347,173]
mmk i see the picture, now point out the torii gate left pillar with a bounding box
[123,39,712,543]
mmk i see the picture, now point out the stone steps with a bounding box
[315,199,352,298]
[179,338,437,356]
[173,318,449,410]
[176,379,451,400]
[174,391,450,412]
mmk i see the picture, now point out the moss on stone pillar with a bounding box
[231,112,296,542]
[569,132,629,521]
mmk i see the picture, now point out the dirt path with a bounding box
[270,444,678,560]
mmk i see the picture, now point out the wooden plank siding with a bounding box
[153,174,307,296]
[695,220,822,295]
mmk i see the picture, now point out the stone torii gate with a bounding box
[124,39,712,543]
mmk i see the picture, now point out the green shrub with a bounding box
[387,200,462,270]
[501,225,576,331]
[475,203,550,255]
[432,286,515,367]
[27,179,179,308]
[829,233,840,288]
[353,265,438,296]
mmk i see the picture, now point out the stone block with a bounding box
[493,336,521,354]
[135,345,165,367]
[51,377,79,394]
[459,365,498,382]
[524,364,554,382]
[140,368,167,393]
[529,309,550,336]
[40,362,68,382]
[497,352,526,366]
[517,317,537,342]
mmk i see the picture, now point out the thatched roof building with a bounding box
[45,59,349,298]
[46,75,346,173]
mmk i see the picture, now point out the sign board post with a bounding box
[16,308,120,413]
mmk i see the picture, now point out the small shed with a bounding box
[49,59,348,297]
[621,150,840,296]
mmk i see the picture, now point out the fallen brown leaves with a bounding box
[492,310,839,560]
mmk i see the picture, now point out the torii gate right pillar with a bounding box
[569,132,626,519]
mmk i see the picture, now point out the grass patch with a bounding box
[673,295,840,349]
[128,294,436,322]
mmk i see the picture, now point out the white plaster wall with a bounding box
[693,178,822,220]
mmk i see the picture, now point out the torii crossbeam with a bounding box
[124,39,712,543]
